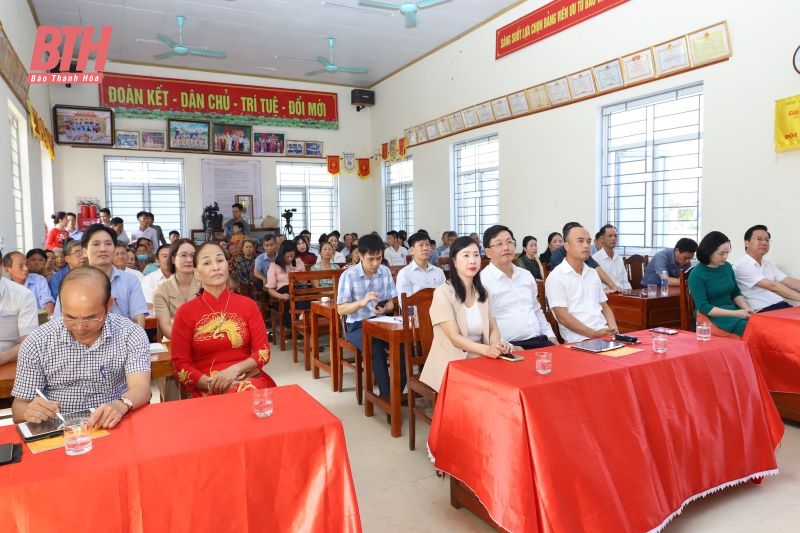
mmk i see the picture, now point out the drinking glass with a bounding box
[535,351,552,375]
[64,418,92,456]
[696,322,711,341]
[652,334,668,354]
[253,388,274,418]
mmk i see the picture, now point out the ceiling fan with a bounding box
[152,15,226,60]
[358,0,453,28]
[306,38,369,76]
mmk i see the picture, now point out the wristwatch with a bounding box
[118,396,133,413]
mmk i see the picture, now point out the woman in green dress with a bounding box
[687,231,754,336]
[515,236,545,280]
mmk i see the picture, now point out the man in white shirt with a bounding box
[592,224,631,291]
[383,230,408,266]
[395,231,446,304]
[0,252,38,364]
[3,252,55,316]
[141,244,171,304]
[546,225,618,342]
[130,211,159,250]
[733,224,800,312]
[480,225,557,349]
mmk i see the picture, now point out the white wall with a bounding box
[48,62,375,236]
[370,0,800,269]
[0,1,52,251]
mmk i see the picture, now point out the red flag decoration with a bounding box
[357,158,370,178]
[327,155,340,175]
[398,137,406,158]
[381,143,389,160]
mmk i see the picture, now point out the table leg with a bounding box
[363,327,374,418]
[389,336,402,438]
[311,311,320,379]
[329,317,340,392]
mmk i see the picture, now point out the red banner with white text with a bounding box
[99,72,338,129]
[496,0,629,59]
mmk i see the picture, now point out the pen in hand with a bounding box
[35,388,64,422]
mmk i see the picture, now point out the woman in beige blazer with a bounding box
[420,237,517,392]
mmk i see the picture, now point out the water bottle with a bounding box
[658,270,669,297]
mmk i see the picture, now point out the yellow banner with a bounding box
[775,95,800,152]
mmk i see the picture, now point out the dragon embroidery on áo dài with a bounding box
[193,312,246,348]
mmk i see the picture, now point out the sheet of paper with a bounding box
[149,343,167,353]
[368,316,403,324]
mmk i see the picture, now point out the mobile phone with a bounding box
[17,417,63,442]
[650,327,679,335]
[375,299,389,308]
[498,353,524,362]
[0,443,15,465]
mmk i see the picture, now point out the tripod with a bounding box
[283,221,294,237]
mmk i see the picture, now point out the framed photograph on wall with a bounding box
[140,130,165,150]
[167,119,210,152]
[286,140,305,156]
[404,127,417,146]
[304,141,323,157]
[52,105,114,146]
[253,132,285,156]
[212,123,252,154]
[114,130,140,149]
[414,125,428,143]
[234,194,255,226]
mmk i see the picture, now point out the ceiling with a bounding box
[29,0,524,88]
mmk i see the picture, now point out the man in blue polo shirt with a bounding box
[253,234,278,293]
[54,224,147,327]
[337,234,403,398]
[641,238,698,287]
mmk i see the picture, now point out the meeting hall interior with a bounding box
[1,0,800,531]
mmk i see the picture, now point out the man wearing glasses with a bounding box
[734,224,800,312]
[480,225,557,350]
[12,266,151,429]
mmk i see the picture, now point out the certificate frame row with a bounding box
[404,21,731,147]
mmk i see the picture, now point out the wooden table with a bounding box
[310,300,338,391]
[743,306,800,421]
[0,385,362,532]
[362,317,405,438]
[606,286,681,332]
[429,331,783,532]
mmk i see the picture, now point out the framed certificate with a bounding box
[490,97,511,120]
[545,78,571,106]
[414,125,428,143]
[507,90,530,115]
[425,121,439,140]
[404,127,416,146]
[654,36,691,75]
[567,69,597,100]
[448,112,466,132]
[436,117,451,136]
[462,107,479,128]
[526,85,551,111]
[476,102,495,124]
[593,59,624,92]
[622,48,655,84]
[687,21,731,66]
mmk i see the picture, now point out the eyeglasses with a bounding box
[62,316,106,327]
[487,239,516,250]
[752,237,771,243]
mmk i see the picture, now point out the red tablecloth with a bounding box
[429,331,783,533]
[743,306,800,393]
[0,385,361,533]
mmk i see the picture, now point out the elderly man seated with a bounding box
[12,266,151,429]
[3,251,55,316]
[0,252,38,365]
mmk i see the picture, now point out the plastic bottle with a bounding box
[658,270,669,297]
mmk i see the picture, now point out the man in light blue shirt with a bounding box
[49,239,87,299]
[641,238,698,287]
[337,234,402,397]
[253,234,278,293]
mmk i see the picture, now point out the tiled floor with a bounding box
[267,344,800,532]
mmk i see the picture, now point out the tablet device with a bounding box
[16,409,94,442]
[570,339,626,353]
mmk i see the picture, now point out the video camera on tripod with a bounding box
[282,208,297,236]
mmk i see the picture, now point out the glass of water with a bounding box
[252,388,274,418]
[652,334,668,354]
[64,418,92,456]
[535,351,552,375]
[696,322,712,341]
